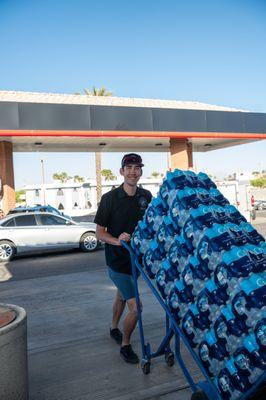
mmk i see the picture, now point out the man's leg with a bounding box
[122,298,141,346]
[112,290,126,329]
[120,298,142,363]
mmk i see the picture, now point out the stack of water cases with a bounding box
[131,169,266,400]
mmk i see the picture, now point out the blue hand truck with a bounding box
[122,241,266,400]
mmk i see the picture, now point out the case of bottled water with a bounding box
[131,169,265,399]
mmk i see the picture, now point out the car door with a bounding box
[5,214,43,253]
[36,214,79,249]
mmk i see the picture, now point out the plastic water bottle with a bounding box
[224,204,247,225]
[243,333,266,370]
[204,278,229,308]
[169,197,184,231]
[199,341,214,377]
[177,187,201,210]
[155,268,168,299]
[214,317,228,344]
[196,188,214,206]
[204,329,229,361]
[210,204,230,224]
[183,217,204,251]
[217,369,242,400]
[145,197,166,233]
[157,216,176,252]
[255,318,266,350]
[167,239,182,267]
[223,358,251,393]
[191,205,215,229]
[232,288,266,330]
[233,347,262,385]
[182,311,198,348]
[171,279,194,310]
[142,240,164,279]
[131,220,153,255]
[220,306,248,352]
[185,170,199,188]
[239,273,266,310]
[166,169,191,208]
[226,222,248,247]
[245,244,266,273]
[167,292,182,322]
[240,222,265,245]
[221,246,254,279]
[190,301,211,331]
[155,259,179,298]
[198,172,217,189]
[209,188,229,206]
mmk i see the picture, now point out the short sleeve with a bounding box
[94,193,112,227]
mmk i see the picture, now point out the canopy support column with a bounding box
[0,141,15,214]
[170,138,193,170]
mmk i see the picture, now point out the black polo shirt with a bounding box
[94,184,152,275]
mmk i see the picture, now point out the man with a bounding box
[94,153,152,363]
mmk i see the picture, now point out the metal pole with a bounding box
[40,159,46,205]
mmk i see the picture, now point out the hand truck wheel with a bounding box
[191,390,209,400]
[165,352,175,367]
[141,360,151,375]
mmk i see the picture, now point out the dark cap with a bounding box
[121,153,144,168]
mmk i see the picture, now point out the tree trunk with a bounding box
[95,152,102,206]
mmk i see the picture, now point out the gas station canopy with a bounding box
[0,91,265,152]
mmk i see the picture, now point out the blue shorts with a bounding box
[108,267,137,301]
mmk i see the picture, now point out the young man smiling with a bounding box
[94,153,152,363]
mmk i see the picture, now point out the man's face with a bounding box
[120,164,142,186]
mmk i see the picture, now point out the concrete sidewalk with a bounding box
[0,266,203,400]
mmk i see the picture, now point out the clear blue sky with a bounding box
[0,0,265,188]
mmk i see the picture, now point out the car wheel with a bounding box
[0,240,16,262]
[80,232,98,252]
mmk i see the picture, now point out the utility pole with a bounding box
[40,159,46,205]
[95,152,102,206]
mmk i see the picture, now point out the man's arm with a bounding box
[96,225,131,246]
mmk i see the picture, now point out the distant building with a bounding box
[24,178,162,215]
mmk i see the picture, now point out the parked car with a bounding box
[0,212,101,262]
[254,200,266,211]
[8,205,72,220]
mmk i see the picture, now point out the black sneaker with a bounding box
[110,328,123,345]
[120,344,139,364]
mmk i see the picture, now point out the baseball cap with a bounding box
[121,153,144,168]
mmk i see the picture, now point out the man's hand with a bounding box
[118,232,131,245]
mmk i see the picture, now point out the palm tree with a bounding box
[101,169,116,181]
[52,172,70,183]
[76,86,113,205]
[73,175,85,183]
[151,171,160,178]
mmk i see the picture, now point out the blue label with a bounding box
[244,334,259,352]
[222,306,235,321]
[206,279,217,292]
[205,330,217,345]
[225,359,237,374]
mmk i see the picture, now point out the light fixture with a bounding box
[204,144,212,147]
[155,143,163,146]
[99,142,106,146]
[34,142,43,146]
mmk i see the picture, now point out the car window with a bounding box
[15,215,37,226]
[2,218,16,227]
[39,214,69,226]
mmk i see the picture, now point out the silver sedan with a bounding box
[0,212,100,262]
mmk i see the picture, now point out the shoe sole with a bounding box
[120,353,139,364]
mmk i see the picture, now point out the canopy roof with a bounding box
[0,91,265,152]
